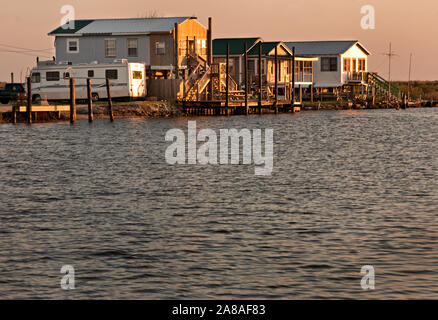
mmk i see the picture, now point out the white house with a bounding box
[284,40,371,92]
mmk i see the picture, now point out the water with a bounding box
[0,108,437,299]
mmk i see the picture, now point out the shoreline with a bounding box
[0,100,436,124]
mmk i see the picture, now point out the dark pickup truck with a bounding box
[0,83,25,104]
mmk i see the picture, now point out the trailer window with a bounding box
[105,69,118,80]
[32,73,41,83]
[132,71,142,79]
[88,70,94,78]
[46,71,60,81]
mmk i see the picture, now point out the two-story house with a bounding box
[48,17,208,79]
[284,40,371,93]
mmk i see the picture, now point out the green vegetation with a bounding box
[393,81,438,99]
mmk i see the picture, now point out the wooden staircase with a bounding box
[368,72,403,101]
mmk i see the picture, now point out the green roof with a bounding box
[48,20,95,35]
[213,38,261,55]
[247,41,292,56]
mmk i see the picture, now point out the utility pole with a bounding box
[383,42,398,101]
[408,53,412,102]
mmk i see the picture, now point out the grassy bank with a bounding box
[393,81,438,99]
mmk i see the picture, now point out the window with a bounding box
[32,72,40,83]
[358,58,366,72]
[352,59,357,72]
[67,39,79,53]
[88,70,94,78]
[132,71,142,80]
[127,38,138,57]
[105,69,118,80]
[105,39,116,58]
[155,42,165,55]
[343,58,351,72]
[63,72,70,79]
[248,60,255,74]
[329,58,338,71]
[321,57,337,72]
[46,71,60,81]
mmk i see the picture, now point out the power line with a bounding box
[0,42,54,53]
[0,49,52,59]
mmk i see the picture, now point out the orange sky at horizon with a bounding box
[0,0,437,82]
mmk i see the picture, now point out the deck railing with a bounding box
[345,72,367,83]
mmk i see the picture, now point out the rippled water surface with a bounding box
[0,108,437,299]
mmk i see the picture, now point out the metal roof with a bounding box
[213,38,262,55]
[284,41,371,56]
[49,17,194,35]
[247,42,292,56]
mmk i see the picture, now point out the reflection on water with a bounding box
[0,108,437,299]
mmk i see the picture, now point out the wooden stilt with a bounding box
[226,43,230,116]
[106,78,114,122]
[69,77,76,124]
[258,42,263,115]
[244,42,249,115]
[12,106,16,124]
[292,47,296,108]
[87,78,94,123]
[26,77,32,124]
[274,46,278,114]
[208,17,213,101]
[311,84,314,103]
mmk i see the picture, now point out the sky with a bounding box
[0,0,437,82]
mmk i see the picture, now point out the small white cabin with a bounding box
[30,60,146,102]
[285,41,371,90]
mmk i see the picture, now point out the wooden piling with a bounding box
[12,106,16,124]
[244,42,248,115]
[69,78,76,124]
[226,43,230,115]
[258,42,263,115]
[26,77,32,124]
[292,47,296,107]
[174,23,179,79]
[274,46,278,114]
[208,17,213,101]
[310,84,314,103]
[87,78,94,122]
[106,78,114,122]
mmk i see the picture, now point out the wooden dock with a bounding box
[182,100,301,116]
[11,105,70,124]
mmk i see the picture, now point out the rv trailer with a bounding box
[29,60,146,102]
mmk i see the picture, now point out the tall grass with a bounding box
[393,81,438,99]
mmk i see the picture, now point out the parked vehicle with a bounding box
[29,60,146,102]
[0,83,25,104]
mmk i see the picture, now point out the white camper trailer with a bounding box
[30,60,146,102]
